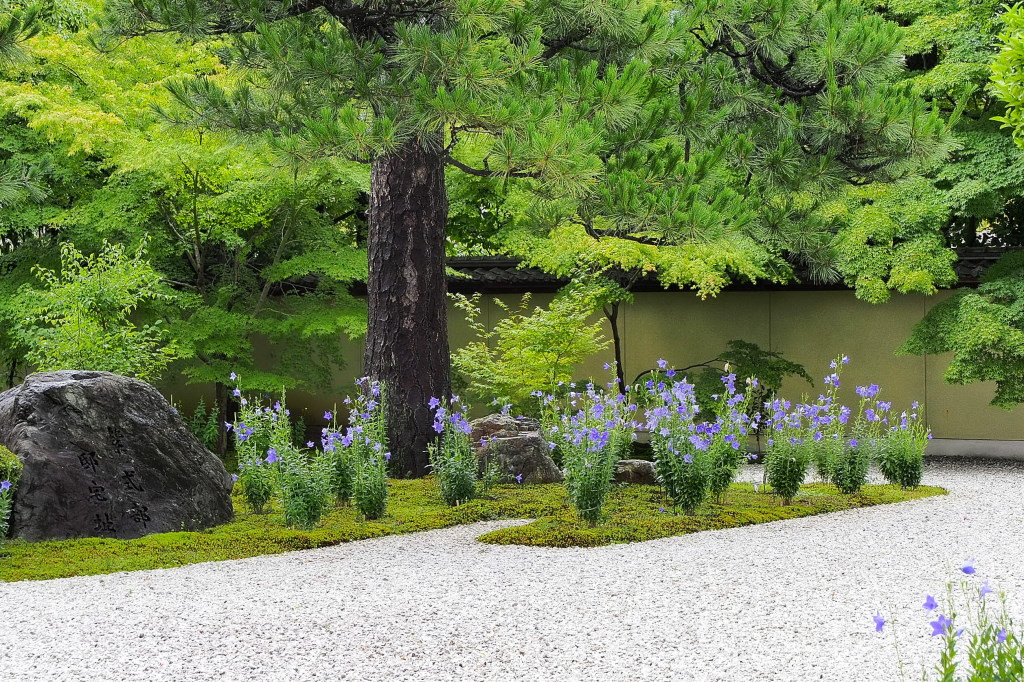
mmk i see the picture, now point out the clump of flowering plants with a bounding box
[878,403,929,489]
[705,370,756,504]
[229,380,335,528]
[875,560,1022,680]
[545,380,637,525]
[338,378,389,520]
[0,479,14,540]
[428,395,478,506]
[813,355,869,494]
[642,363,708,514]
[229,377,289,515]
[762,397,814,505]
[319,408,355,505]
[0,445,20,542]
[275,440,332,530]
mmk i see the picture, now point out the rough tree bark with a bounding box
[364,137,450,477]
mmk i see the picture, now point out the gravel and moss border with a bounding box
[0,478,945,582]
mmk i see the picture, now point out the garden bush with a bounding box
[428,396,479,506]
[229,376,390,526]
[543,382,635,524]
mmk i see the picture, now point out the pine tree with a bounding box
[104,0,951,475]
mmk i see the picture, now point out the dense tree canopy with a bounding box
[0,0,964,473]
[6,0,1024,462]
[897,1,1024,409]
[0,6,368,452]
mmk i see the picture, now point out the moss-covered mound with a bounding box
[477,482,946,547]
[0,478,945,582]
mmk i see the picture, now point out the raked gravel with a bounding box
[1,458,1023,682]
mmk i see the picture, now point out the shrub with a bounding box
[546,383,635,524]
[347,379,389,520]
[428,396,478,506]
[276,444,331,530]
[878,407,928,489]
[451,283,611,415]
[14,240,178,381]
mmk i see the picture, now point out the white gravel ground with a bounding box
[1,458,1022,682]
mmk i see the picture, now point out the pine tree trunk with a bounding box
[364,138,450,477]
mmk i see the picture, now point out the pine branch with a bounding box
[444,156,539,179]
[540,28,595,60]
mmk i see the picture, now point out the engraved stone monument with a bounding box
[0,371,234,541]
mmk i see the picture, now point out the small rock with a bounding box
[470,414,563,484]
[613,459,659,485]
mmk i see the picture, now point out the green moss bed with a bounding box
[0,479,945,582]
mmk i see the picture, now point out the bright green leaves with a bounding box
[901,250,1024,407]
[451,284,611,412]
[14,240,179,381]
[828,178,957,302]
[992,4,1024,147]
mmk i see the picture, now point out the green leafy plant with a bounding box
[275,443,331,531]
[901,251,1024,409]
[231,386,292,515]
[689,341,813,421]
[347,380,389,521]
[320,412,355,505]
[230,385,337,528]
[545,384,633,524]
[705,375,756,504]
[878,412,929,489]
[14,240,178,380]
[180,398,219,451]
[831,439,870,495]
[765,437,812,506]
[427,397,479,507]
[0,445,22,540]
[451,284,611,416]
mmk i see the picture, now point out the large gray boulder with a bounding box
[0,371,234,541]
[470,413,563,484]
